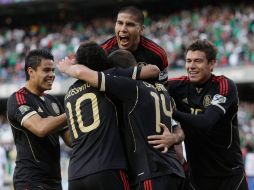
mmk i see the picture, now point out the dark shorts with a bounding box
[68,170,130,190]
[132,174,186,190]
[189,171,249,190]
[15,184,62,190]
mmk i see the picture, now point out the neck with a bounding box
[194,74,213,87]
[25,81,43,96]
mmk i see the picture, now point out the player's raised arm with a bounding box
[58,57,99,88]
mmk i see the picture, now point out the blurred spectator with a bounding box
[0,143,7,189]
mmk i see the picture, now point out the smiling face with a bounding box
[115,12,144,52]
[28,58,55,94]
[185,50,215,85]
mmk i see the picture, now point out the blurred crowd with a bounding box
[1,4,254,83]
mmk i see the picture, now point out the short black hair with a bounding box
[76,41,109,71]
[108,49,137,68]
[117,6,144,25]
[25,49,54,80]
[186,39,217,62]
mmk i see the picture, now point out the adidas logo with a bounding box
[182,98,188,104]
[38,107,43,113]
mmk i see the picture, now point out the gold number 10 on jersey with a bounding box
[66,93,100,139]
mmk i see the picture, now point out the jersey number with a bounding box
[66,93,100,139]
[150,92,173,133]
[190,108,202,115]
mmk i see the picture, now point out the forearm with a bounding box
[173,127,185,145]
[172,106,222,130]
[139,64,160,79]
[77,66,99,88]
[23,113,67,137]
[39,114,67,136]
[64,64,99,88]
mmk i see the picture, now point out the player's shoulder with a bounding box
[140,36,166,52]
[139,36,168,70]
[100,36,118,51]
[167,75,189,85]
[212,75,236,88]
[166,76,189,93]
[43,92,58,101]
[211,74,237,95]
[212,75,234,84]
[8,87,28,106]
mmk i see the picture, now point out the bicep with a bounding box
[173,106,223,130]
[108,67,141,79]
[211,82,238,114]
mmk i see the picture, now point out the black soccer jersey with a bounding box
[7,87,65,187]
[167,74,244,177]
[64,80,127,181]
[101,36,168,71]
[98,72,185,185]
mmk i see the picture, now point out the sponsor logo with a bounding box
[52,103,60,115]
[38,107,43,113]
[18,105,31,115]
[182,98,188,104]
[211,94,226,105]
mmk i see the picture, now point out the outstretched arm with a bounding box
[22,113,67,138]
[58,57,99,88]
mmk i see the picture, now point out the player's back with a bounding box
[98,70,184,185]
[64,80,127,181]
[111,79,185,185]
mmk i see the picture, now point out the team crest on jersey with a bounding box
[18,105,30,114]
[51,103,60,115]
[203,95,212,108]
[211,94,226,105]
[155,83,166,92]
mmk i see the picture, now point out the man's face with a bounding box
[29,59,55,92]
[185,50,215,85]
[115,12,144,52]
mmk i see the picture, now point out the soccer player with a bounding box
[58,45,186,190]
[7,49,71,190]
[63,42,131,190]
[162,39,248,190]
[101,5,168,71]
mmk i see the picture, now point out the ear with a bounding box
[140,25,145,35]
[209,60,216,72]
[27,67,35,79]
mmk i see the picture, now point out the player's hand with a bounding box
[57,56,79,77]
[147,123,169,153]
[57,56,75,73]
[147,123,176,153]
